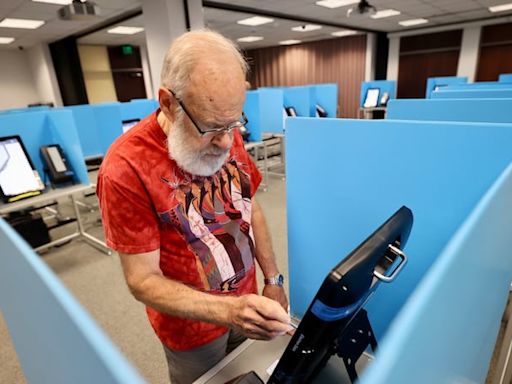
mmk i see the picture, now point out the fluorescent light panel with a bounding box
[489,3,512,12]
[237,36,263,42]
[107,26,144,35]
[279,39,302,45]
[399,18,428,27]
[331,30,358,37]
[0,37,15,44]
[291,24,322,32]
[371,9,401,19]
[0,18,45,29]
[316,0,359,9]
[32,0,73,4]
[237,16,274,26]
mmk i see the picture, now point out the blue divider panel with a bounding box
[311,83,338,118]
[0,109,88,185]
[442,82,512,90]
[387,98,512,123]
[0,218,145,383]
[283,86,311,117]
[360,163,512,384]
[120,99,158,121]
[425,76,467,98]
[360,80,396,107]
[257,88,284,134]
[0,105,51,114]
[243,91,262,142]
[432,89,512,98]
[285,117,512,340]
[499,73,512,82]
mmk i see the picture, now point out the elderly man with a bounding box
[97,29,291,383]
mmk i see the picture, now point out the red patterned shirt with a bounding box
[97,110,262,350]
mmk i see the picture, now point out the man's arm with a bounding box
[251,198,289,310]
[119,249,291,340]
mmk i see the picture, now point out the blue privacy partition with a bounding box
[311,83,338,118]
[387,98,512,123]
[425,76,467,98]
[442,82,512,90]
[499,73,512,82]
[0,109,89,185]
[243,91,263,141]
[254,88,284,134]
[0,218,145,383]
[285,117,512,343]
[360,80,396,107]
[432,88,512,99]
[0,105,51,114]
[282,86,312,117]
[360,163,512,384]
[120,99,158,121]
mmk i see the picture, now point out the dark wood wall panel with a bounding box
[397,30,462,99]
[107,45,146,102]
[246,35,367,118]
[477,22,512,81]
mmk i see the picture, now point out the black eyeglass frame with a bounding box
[168,89,248,137]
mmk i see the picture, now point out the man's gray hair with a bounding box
[160,29,249,98]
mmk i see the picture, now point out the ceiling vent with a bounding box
[58,0,100,21]
[347,0,377,18]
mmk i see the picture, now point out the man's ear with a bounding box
[158,87,176,121]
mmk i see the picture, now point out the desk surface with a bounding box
[194,334,371,384]
[0,184,93,214]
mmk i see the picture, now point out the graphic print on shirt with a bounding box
[159,159,255,292]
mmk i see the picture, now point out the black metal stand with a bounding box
[333,309,378,383]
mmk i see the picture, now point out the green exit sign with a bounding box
[122,45,134,55]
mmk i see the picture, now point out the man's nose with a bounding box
[211,131,233,150]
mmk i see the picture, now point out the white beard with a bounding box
[167,114,230,177]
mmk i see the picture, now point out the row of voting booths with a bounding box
[3,75,512,383]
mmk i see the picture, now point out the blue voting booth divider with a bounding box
[0,105,52,114]
[0,109,89,185]
[387,98,512,123]
[441,82,512,90]
[432,88,512,99]
[0,218,145,384]
[499,73,512,82]
[285,117,512,382]
[425,76,467,98]
[282,86,311,117]
[120,99,158,121]
[311,83,338,118]
[360,80,396,107]
[244,89,283,136]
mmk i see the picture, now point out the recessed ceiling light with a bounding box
[489,3,512,12]
[316,0,359,9]
[107,26,145,35]
[237,36,263,43]
[331,30,358,37]
[399,18,428,27]
[291,24,322,32]
[370,9,401,19]
[0,18,45,29]
[279,39,302,45]
[237,16,274,26]
[32,0,73,4]
[0,37,15,44]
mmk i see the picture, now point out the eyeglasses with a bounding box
[168,89,248,137]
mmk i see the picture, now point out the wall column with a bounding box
[387,35,400,81]
[457,26,481,82]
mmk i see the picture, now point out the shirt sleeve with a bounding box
[97,164,160,254]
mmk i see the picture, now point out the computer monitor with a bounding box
[122,118,140,133]
[0,135,45,203]
[285,107,298,117]
[363,88,380,108]
[268,206,413,384]
[315,104,328,118]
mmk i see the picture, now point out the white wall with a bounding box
[27,44,63,107]
[457,27,481,82]
[0,50,39,110]
[365,33,377,81]
[387,36,400,81]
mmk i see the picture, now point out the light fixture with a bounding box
[371,9,401,19]
[107,26,144,35]
[0,37,15,44]
[0,18,45,29]
[489,3,512,12]
[237,16,274,26]
[399,18,428,27]
[331,30,358,37]
[32,0,72,4]
[237,36,263,42]
[316,0,359,9]
[291,24,322,32]
[279,39,302,45]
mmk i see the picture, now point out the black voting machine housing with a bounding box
[229,206,413,384]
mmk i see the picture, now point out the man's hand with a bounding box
[228,294,292,340]
[262,284,288,312]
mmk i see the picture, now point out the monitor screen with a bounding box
[285,107,298,117]
[363,88,380,108]
[268,206,413,384]
[315,104,328,118]
[122,119,140,133]
[0,136,44,202]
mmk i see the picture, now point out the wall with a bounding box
[27,44,63,107]
[77,45,117,104]
[477,22,512,81]
[0,50,39,110]
[246,34,367,118]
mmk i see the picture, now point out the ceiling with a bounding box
[1,0,512,50]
